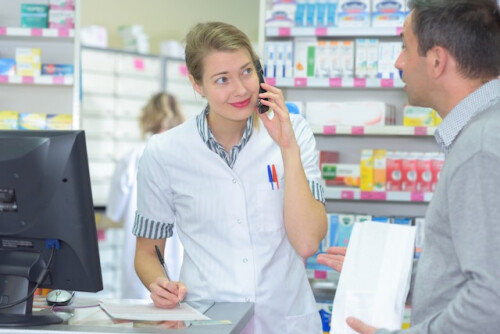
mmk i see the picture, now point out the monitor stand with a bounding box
[0,251,63,327]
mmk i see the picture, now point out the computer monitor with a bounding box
[0,130,103,327]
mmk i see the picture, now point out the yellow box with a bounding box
[0,111,19,129]
[46,114,73,130]
[360,149,374,191]
[373,149,386,191]
[403,105,434,126]
[15,48,42,63]
[433,109,442,126]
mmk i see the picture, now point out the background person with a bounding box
[106,92,185,299]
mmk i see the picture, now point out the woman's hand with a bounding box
[149,277,187,309]
[256,82,298,151]
[316,246,347,272]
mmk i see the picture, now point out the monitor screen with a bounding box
[0,130,103,326]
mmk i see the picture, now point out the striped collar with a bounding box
[435,79,500,156]
[196,105,254,168]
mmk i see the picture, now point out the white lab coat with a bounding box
[135,114,322,333]
[106,144,184,299]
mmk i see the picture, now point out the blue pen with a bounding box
[267,165,274,190]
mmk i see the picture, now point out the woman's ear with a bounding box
[188,74,204,97]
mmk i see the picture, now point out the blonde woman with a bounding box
[133,22,327,333]
[106,92,184,299]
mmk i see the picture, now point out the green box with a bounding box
[21,4,48,28]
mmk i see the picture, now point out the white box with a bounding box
[306,101,393,126]
[372,0,406,27]
[337,0,371,27]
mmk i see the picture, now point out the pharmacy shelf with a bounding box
[0,27,74,38]
[0,75,73,85]
[266,76,404,88]
[324,187,433,203]
[312,125,437,136]
[266,26,402,38]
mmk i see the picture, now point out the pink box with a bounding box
[416,154,432,192]
[402,153,418,192]
[386,152,402,191]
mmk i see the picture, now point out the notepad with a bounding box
[100,299,210,321]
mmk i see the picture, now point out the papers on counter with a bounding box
[100,299,210,321]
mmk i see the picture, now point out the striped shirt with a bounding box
[196,106,325,204]
[435,79,500,156]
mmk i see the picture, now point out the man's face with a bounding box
[395,11,432,107]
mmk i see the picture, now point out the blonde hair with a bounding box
[184,21,260,129]
[139,92,184,138]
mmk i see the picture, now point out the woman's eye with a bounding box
[243,68,252,75]
[215,77,228,84]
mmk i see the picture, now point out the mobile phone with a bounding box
[255,60,269,114]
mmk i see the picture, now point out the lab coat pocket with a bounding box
[255,181,284,232]
[285,311,322,334]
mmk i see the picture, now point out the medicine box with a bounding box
[42,64,74,76]
[321,163,360,187]
[21,4,48,28]
[337,0,371,27]
[19,113,47,130]
[0,59,16,75]
[372,0,406,27]
[46,114,73,130]
[0,111,19,129]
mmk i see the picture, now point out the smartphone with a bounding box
[255,60,269,114]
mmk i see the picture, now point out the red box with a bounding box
[416,153,432,192]
[402,153,418,192]
[386,151,402,191]
[431,153,445,192]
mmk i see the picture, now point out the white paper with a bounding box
[330,221,415,334]
[100,299,210,321]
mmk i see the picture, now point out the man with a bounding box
[317,0,500,333]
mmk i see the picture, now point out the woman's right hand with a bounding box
[149,277,188,308]
[316,246,347,272]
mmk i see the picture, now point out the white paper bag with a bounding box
[330,221,415,334]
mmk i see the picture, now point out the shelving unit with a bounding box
[0,0,80,129]
[80,47,205,207]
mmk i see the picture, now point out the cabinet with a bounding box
[0,0,80,128]
[80,47,205,206]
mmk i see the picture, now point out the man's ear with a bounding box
[188,74,204,97]
[427,46,448,78]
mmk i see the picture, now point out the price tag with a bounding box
[414,126,427,136]
[31,28,42,36]
[133,58,145,71]
[323,125,336,135]
[52,76,64,84]
[351,126,364,135]
[0,27,6,35]
[57,28,70,37]
[294,77,307,87]
[278,27,291,36]
[179,64,188,76]
[314,270,327,279]
[266,77,276,86]
[381,78,394,88]
[22,76,34,84]
[329,77,342,87]
[340,190,354,200]
[396,27,403,35]
[372,192,387,200]
[315,27,327,36]
[411,192,425,202]
[354,78,366,87]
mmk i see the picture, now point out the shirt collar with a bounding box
[435,79,500,155]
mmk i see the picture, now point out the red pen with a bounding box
[271,164,279,189]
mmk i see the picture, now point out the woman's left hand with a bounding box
[256,82,298,150]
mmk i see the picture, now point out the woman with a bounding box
[133,22,327,333]
[106,92,184,299]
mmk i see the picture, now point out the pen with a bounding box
[267,164,274,190]
[155,245,181,306]
[271,164,279,190]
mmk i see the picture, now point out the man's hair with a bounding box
[408,0,500,79]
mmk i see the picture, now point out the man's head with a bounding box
[395,0,500,113]
[408,0,500,80]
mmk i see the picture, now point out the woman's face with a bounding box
[191,49,259,124]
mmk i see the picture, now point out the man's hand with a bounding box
[316,246,347,272]
[346,317,378,334]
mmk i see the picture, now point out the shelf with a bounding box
[0,27,74,38]
[312,125,437,137]
[0,75,73,86]
[324,187,433,203]
[266,26,402,38]
[266,77,404,88]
